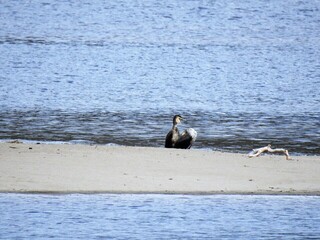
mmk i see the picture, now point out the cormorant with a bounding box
[165,115,197,149]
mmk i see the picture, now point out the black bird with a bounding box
[165,115,197,149]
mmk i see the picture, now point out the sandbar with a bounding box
[0,142,319,195]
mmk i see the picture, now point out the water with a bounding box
[0,0,319,154]
[0,194,319,239]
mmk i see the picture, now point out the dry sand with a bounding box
[0,142,319,195]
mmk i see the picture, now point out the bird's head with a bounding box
[173,115,183,125]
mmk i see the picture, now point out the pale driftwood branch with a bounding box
[248,144,291,160]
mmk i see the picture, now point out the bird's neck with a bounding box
[171,124,180,143]
[172,124,179,134]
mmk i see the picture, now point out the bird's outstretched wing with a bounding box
[175,133,193,149]
[175,128,197,149]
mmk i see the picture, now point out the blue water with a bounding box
[0,0,320,154]
[0,194,319,239]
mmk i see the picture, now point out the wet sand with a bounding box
[0,142,319,195]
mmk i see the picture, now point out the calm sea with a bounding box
[0,194,320,239]
[0,0,319,154]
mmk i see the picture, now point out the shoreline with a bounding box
[1,139,319,157]
[1,142,320,195]
[1,191,320,196]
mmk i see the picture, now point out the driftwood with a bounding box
[248,144,291,160]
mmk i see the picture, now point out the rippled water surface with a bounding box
[1,194,320,239]
[0,0,319,154]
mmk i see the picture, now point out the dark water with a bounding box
[1,194,320,239]
[0,0,319,154]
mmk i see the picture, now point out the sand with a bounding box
[0,142,319,195]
